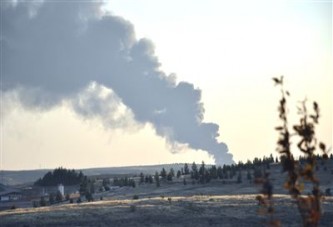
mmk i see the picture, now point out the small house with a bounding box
[0,189,22,202]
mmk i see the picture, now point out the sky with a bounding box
[1,0,332,170]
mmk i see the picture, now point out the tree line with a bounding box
[34,167,85,186]
[136,153,332,187]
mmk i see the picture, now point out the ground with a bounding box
[1,183,332,227]
[1,162,333,226]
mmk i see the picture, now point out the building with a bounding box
[58,184,64,197]
[0,189,22,202]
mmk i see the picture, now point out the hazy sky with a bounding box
[1,0,332,170]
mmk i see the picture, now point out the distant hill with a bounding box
[0,163,189,186]
[2,160,332,187]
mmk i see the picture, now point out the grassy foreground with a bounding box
[1,193,332,227]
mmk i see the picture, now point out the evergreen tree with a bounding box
[253,168,262,179]
[176,170,181,178]
[139,172,144,184]
[154,172,160,187]
[113,177,119,186]
[85,192,93,202]
[130,179,136,188]
[184,163,190,175]
[102,178,110,188]
[217,166,223,179]
[222,165,228,179]
[237,171,242,183]
[169,168,175,177]
[230,164,236,178]
[79,176,89,196]
[167,171,173,181]
[124,177,129,186]
[199,174,205,184]
[191,162,198,173]
[148,175,153,184]
[266,162,271,169]
[247,170,252,181]
[40,196,47,206]
[269,154,274,163]
[160,168,167,179]
[191,162,199,180]
[210,165,218,179]
[49,193,55,204]
[89,181,95,193]
[56,191,63,203]
[199,161,205,176]
[204,170,211,183]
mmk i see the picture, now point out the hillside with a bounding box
[1,183,332,226]
[1,160,333,226]
[0,164,186,186]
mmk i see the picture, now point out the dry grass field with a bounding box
[1,184,332,227]
[1,162,333,226]
[1,194,333,227]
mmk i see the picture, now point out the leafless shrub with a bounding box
[257,76,329,227]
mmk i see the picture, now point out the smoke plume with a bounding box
[1,1,233,165]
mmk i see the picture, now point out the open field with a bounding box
[1,182,333,227]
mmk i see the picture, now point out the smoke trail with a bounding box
[1,1,233,165]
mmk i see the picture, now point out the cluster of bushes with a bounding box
[33,191,72,208]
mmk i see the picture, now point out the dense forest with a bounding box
[34,167,85,186]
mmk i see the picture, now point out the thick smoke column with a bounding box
[1,1,234,165]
